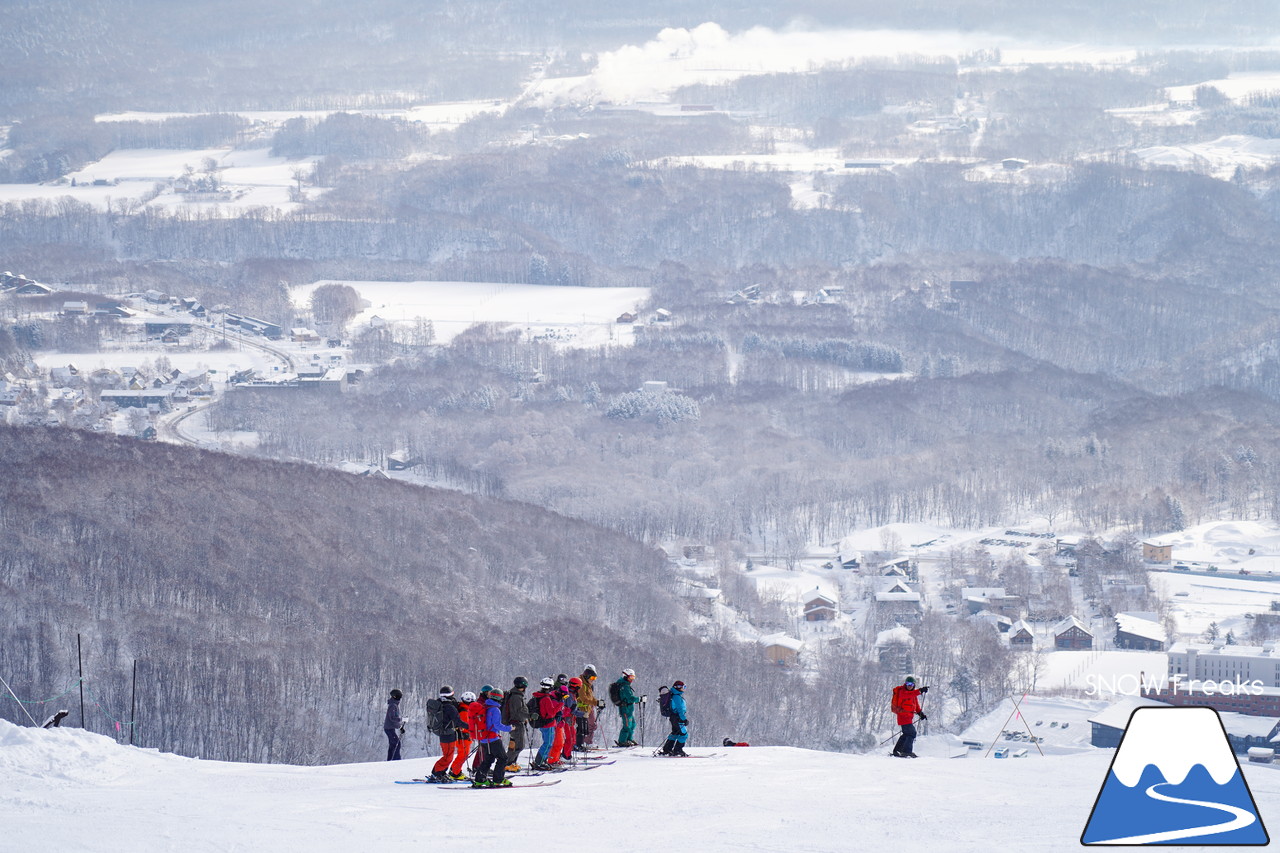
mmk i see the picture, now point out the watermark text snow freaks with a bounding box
[1084,673,1265,697]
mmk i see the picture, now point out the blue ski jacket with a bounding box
[670,687,687,723]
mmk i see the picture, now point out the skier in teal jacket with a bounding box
[615,669,639,746]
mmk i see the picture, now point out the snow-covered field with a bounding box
[292,280,652,347]
[1167,71,1280,105]
[1036,650,1169,695]
[12,717,1275,852]
[1130,135,1280,179]
[0,148,324,213]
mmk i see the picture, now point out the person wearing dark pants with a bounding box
[383,688,405,761]
[891,676,928,758]
[472,687,514,787]
[502,676,531,772]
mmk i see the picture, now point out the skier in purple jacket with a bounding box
[472,687,514,787]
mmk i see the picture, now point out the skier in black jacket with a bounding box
[383,688,405,761]
[503,676,532,772]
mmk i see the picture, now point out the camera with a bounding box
[597,699,605,709]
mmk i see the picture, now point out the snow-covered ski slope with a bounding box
[5,719,1277,851]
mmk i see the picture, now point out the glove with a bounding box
[919,686,929,694]
[399,726,406,735]
[917,712,927,721]
[680,719,688,725]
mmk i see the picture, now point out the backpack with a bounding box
[608,680,623,707]
[425,698,447,737]
[528,693,547,728]
[658,690,674,718]
[890,686,905,715]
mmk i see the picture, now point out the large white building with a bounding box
[1167,642,1280,687]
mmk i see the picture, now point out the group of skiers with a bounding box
[382,666,690,786]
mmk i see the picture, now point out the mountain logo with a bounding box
[1081,706,1270,845]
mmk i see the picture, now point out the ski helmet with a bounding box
[622,668,636,678]
[486,688,503,699]
[568,676,582,688]
[556,673,569,685]
[540,677,555,689]
[513,676,528,689]
[438,686,454,698]
[480,684,495,695]
[461,691,477,703]
[583,664,597,677]
[390,688,403,700]
[672,680,685,690]
[904,675,917,686]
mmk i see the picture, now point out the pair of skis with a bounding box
[395,777,561,788]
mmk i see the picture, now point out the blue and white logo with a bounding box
[1082,706,1269,845]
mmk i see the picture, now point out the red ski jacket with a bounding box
[892,685,922,726]
[458,701,483,739]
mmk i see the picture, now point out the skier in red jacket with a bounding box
[891,675,928,758]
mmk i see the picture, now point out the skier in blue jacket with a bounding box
[660,680,689,756]
[472,687,514,787]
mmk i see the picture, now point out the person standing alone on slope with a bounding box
[384,688,405,761]
[891,675,928,758]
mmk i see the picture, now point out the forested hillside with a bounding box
[0,426,827,762]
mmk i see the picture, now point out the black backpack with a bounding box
[528,693,550,727]
[608,680,623,707]
[425,698,447,736]
[658,689,673,718]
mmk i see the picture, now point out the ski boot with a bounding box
[505,763,521,773]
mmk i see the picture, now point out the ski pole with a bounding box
[639,694,647,747]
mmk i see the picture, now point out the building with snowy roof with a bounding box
[803,590,838,621]
[760,633,804,666]
[1114,612,1167,651]
[1053,616,1094,650]
[1217,712,1280,753]
[873,590,922,629]
[1141,540,1173,564]
[973,611,1014,634]
[1088,696,1171,748]
[1168,641,1280,685]
[875,625,914,672]
[1010,619,1034,648]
